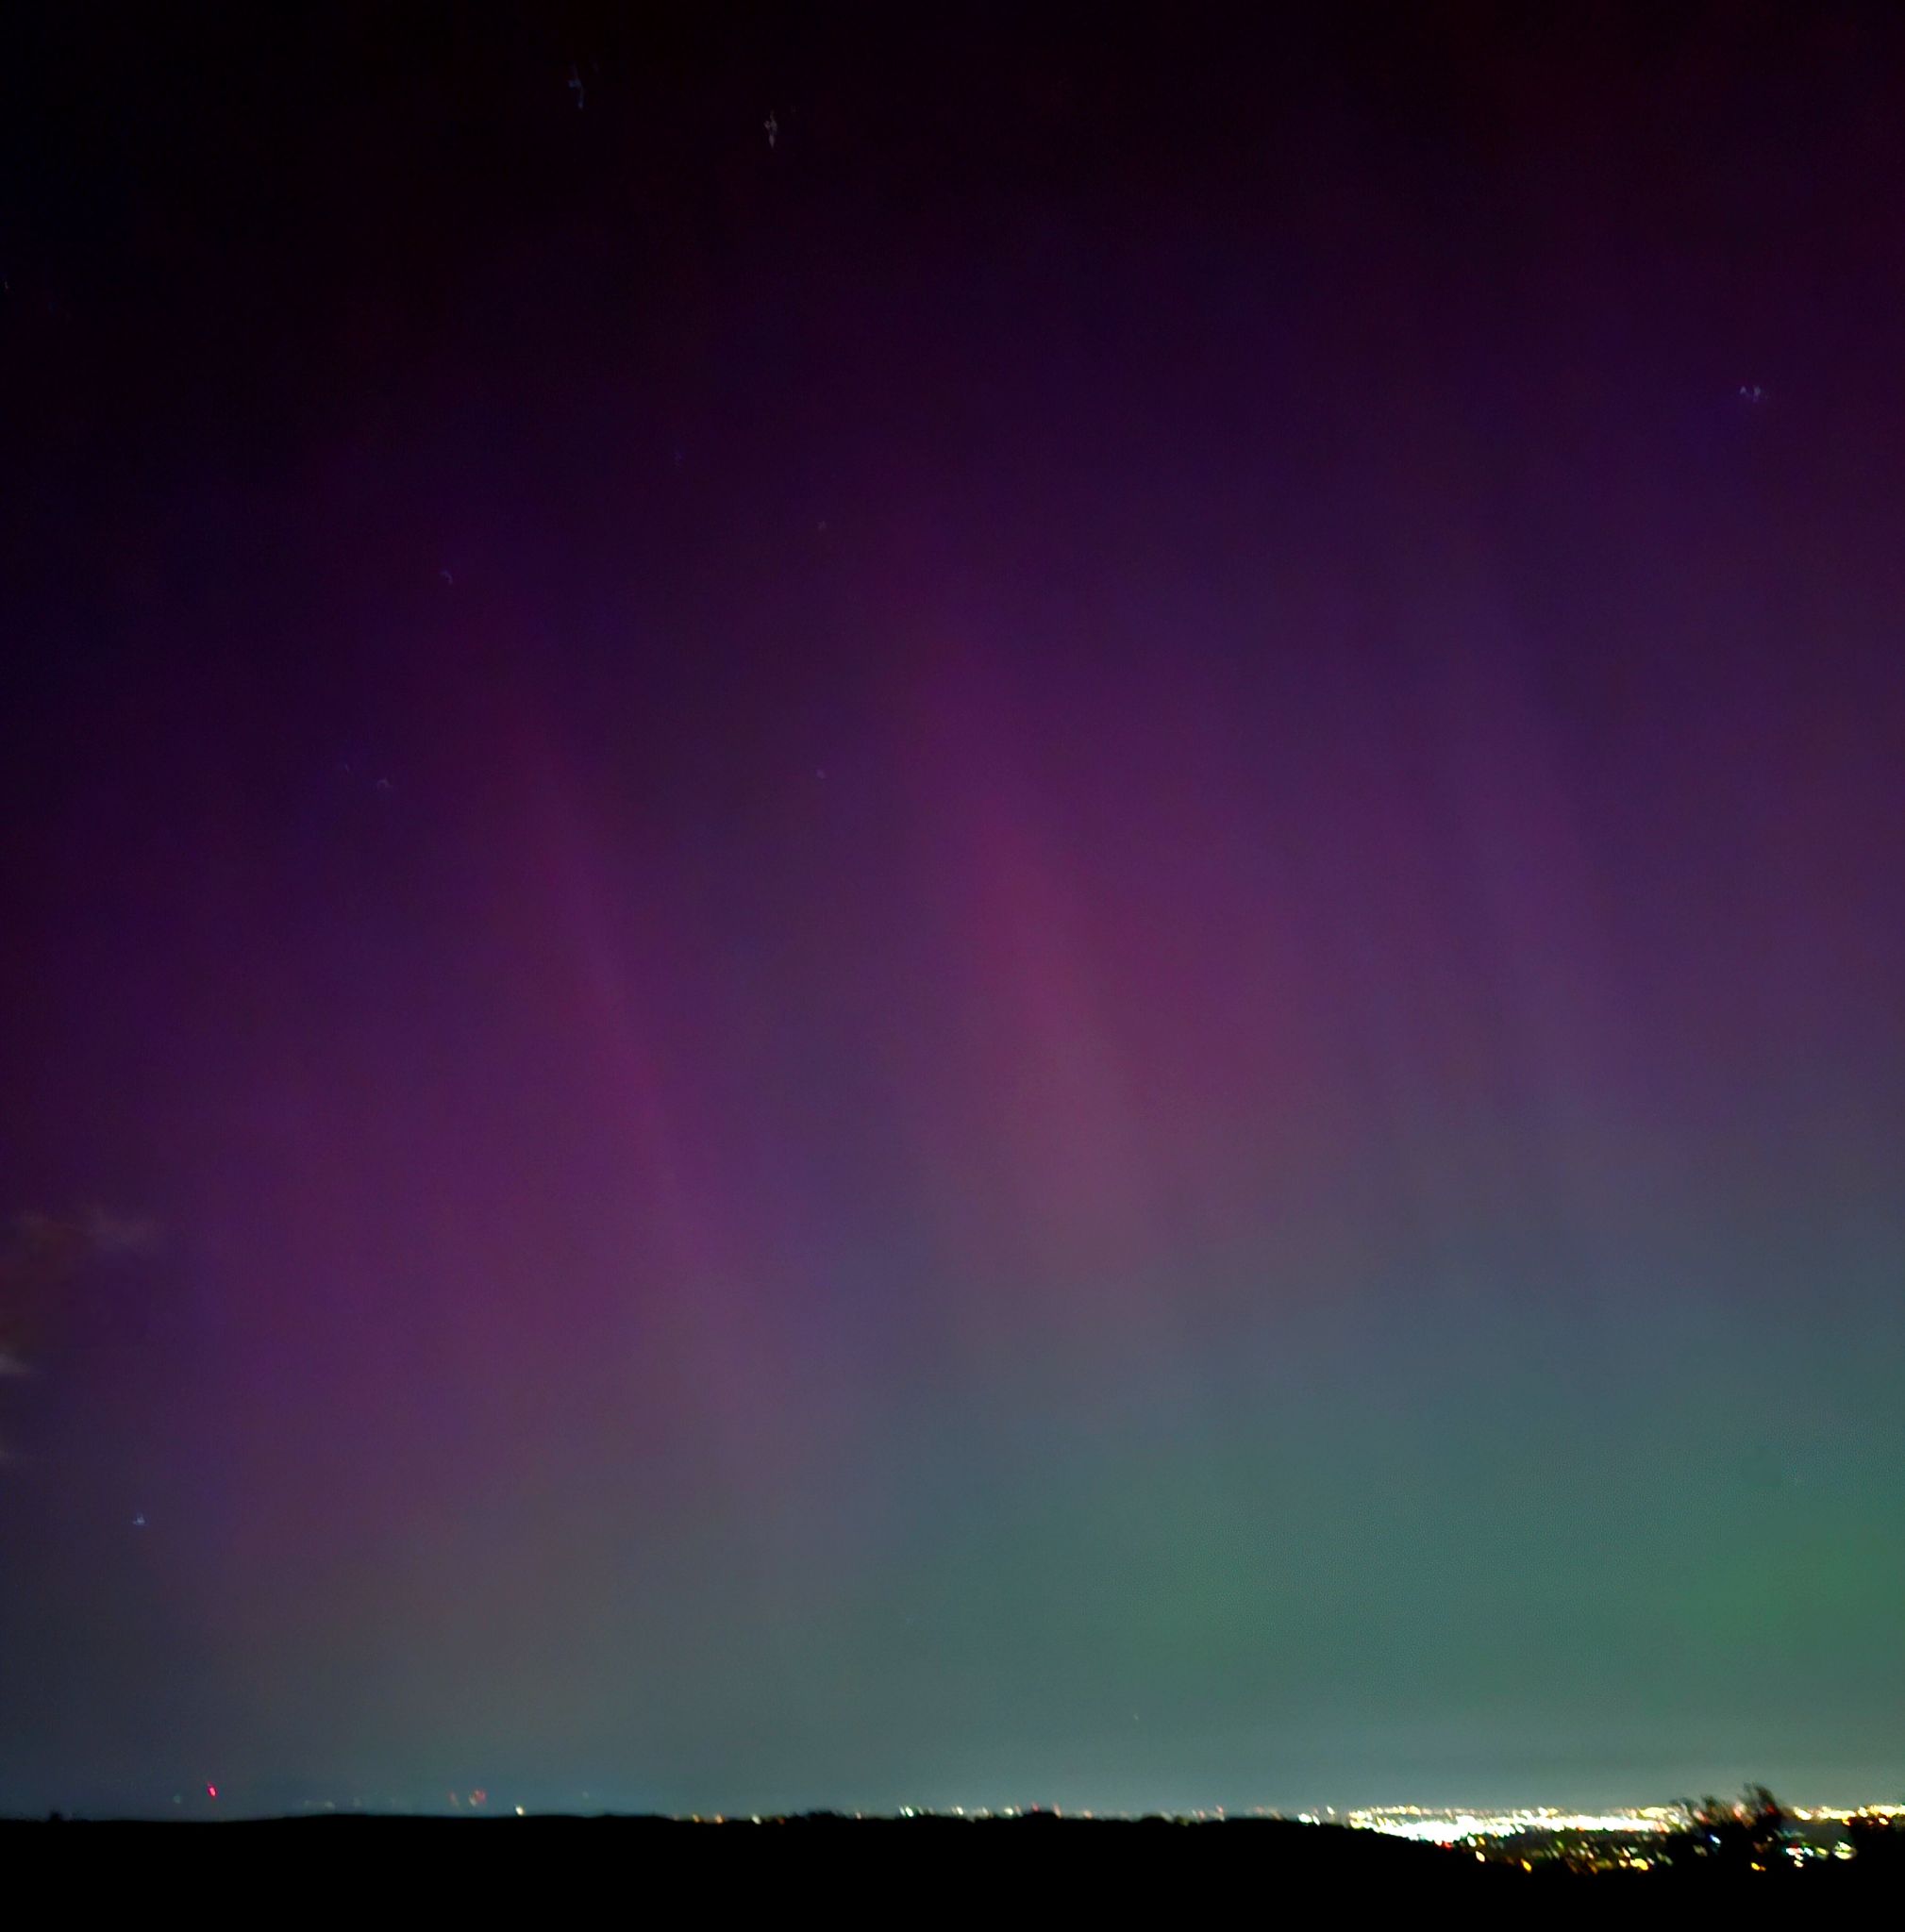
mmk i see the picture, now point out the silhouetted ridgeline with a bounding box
[2,1812,1902,1906]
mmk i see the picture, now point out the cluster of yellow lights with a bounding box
[511,1799,1905,1830]
[1343,1805,1679,1841]
[1339,1801,1905,1844]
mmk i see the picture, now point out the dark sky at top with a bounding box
[2,3,1902,1817]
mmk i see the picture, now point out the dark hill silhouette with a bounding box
[4,1805,1903,1908]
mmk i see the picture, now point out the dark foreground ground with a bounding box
[2,1816,1900,1909]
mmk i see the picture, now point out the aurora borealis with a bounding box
[2,6,1902,1818]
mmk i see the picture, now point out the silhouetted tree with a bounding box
[1847,1813,1905,1869]
[1666,1785,1790,1872]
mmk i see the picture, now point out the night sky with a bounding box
[2,5,1902,1819]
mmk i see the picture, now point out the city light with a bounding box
[1345,1805,1681,1842]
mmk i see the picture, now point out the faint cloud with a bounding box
[77,1207,163,1257]
[1,1206,163,1447]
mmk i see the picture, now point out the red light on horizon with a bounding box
[207,1785,218,1800]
